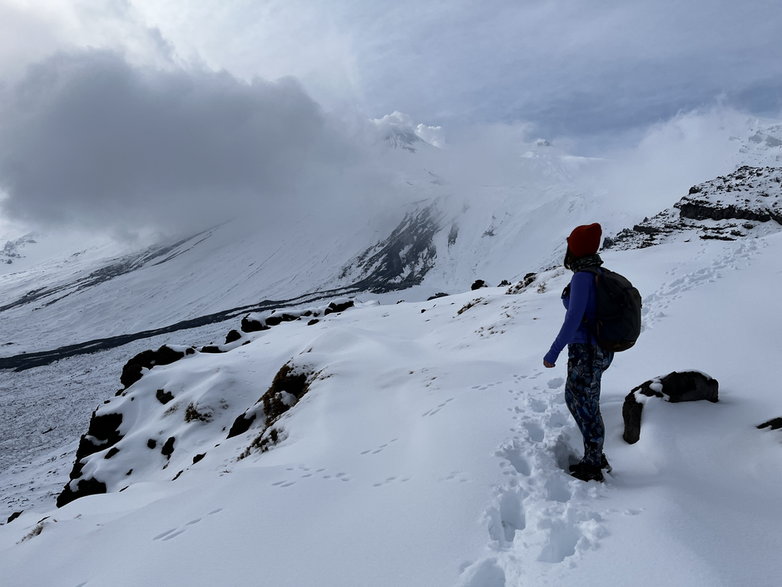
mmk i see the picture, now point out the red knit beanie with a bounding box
[567,223,602,257]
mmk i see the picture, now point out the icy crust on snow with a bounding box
[606,165,782,250]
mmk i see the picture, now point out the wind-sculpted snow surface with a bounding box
[3,230,782,586]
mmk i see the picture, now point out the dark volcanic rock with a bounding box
[58,411,124,507]
[74,412,124,464]
[156,389,174,404]
[622,371,719,444]
[471,280,487,291]
[605,166,782,251]
[265,314,283,327]
[120,345,187,389]
[57,478,107,508]
[225,329,242,344]
[240,315,268,333]
[427,292,449,301]
[339,204,441,293]
[757,417,782,431]
[230,362,314,459]
[227,413,257,439]
[199,345,223,354]
[324,300,354,315]
[161,436,176,458]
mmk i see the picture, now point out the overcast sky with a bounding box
[0,0,780,236]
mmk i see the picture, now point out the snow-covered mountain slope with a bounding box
[736,123,782,166]
[2,118,779,361]
[606,165,782,250]
[0,141,597,360]
[2,225,781,586]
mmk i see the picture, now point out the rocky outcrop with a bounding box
[339,204,441,292]
[757,417,782,431]
[54,293,359,508]
[622,371,719,444]
[57,411,124,507]
[605,166,782,250]
[228,362,313,443]
[120,345,192,389]
[240,299,354,334]
[229,362,315,458]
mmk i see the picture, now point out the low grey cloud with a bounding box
[0,50,361,234]
[132,0,782,150]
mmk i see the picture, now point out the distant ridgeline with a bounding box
[1,234,37,265]
[604,166,782,250]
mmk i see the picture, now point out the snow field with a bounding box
[1,233,782,586]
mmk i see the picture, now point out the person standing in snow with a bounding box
[544,223,612,482]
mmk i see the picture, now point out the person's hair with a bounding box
[563,247,576,270]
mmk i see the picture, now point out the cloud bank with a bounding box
[132,0,782,147]
[0,50,363,235]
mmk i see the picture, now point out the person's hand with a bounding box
[544,360,555,368]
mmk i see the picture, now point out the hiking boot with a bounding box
[600,454,612,473]
[569,454,611,473]
[568,461,604,482]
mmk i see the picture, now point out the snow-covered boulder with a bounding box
[120,345,193,388]
[622,371,719,444]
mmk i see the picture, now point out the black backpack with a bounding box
[581,267,642,352]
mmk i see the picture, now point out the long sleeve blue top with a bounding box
[544,271,597,365]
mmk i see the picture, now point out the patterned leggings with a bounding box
[565,343,614,466]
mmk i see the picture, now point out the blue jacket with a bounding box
[544,271,597,365]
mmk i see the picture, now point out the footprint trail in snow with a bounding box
[460,372,610,585]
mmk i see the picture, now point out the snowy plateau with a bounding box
[1,121,782,587]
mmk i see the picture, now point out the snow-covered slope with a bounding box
[2,117,782,586]
[2,228,781,586]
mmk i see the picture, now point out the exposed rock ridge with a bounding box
[339,204,442,292]
[605,166,782,250]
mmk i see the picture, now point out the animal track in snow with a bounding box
[359,437,399,456]
[152,508,222,542]
[276,465,352,485]
[372,475,412,488]
[421,397,454,417]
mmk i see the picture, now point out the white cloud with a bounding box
[578,107,773,222]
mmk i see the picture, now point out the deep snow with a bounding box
[2,230,781,586]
